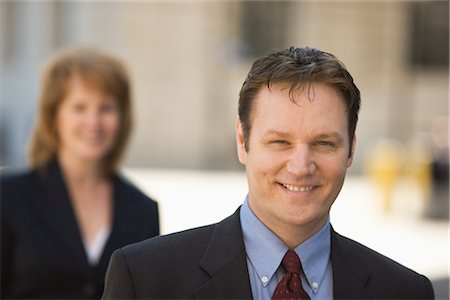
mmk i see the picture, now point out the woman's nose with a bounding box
[85,110,102,129]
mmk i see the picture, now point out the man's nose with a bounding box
[286,145,316,176]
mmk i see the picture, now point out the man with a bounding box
[102,47,434,299]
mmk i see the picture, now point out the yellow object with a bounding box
[365,139,403,212]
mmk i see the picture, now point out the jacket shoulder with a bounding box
[119,208,242,263]
[0,168,33,187]
[121,223,214,263]
[114,175,157,206]
[334,231,422,275]
[113,175,160,236]
[332,230,434,299]
[0,168,36,205]
[108,224,216,298]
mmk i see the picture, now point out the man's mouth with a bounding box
[281,183,316,192]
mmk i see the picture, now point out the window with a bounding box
[409,1,449,70]
[239,1,293,58]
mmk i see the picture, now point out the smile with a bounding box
[80,133,104,143]
[281,183,315,192]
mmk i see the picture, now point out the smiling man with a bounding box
[102,47,434,300]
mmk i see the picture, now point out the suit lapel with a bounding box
[191,213,378,299]
[331,228,375,299]
[194,208,253,299]
[27,161,89,270]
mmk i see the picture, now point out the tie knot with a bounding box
[281,250,301,274]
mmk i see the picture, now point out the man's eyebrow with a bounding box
[262,130,345,143]
[262,130,291,137]
[315,133,344,142]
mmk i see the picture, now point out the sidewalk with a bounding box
[124,168,449,296]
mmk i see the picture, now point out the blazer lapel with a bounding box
[192,213,378,299]
[331,228,375,299]
[97,175,128,270]
[194,208,253,299]
[27,161,89,269]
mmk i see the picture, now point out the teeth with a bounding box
[282,184,314,192]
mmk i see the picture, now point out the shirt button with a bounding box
[312,282,319,289]
[261,276,269,283]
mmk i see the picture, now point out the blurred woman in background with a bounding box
[1,46,159,299]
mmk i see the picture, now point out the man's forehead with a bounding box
[248,85,349,139]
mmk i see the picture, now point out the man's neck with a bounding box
[248,201,328,249]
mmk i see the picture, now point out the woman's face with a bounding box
[56,75,120,165]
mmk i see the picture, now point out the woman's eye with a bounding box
[101,99,119,112]
[101,105,114,113]
[72,103,85,112]
[100,102,118,113]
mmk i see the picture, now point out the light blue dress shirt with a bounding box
[240,198,333,299]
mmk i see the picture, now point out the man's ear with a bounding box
[347,134,356,167]
[236,118,247,165]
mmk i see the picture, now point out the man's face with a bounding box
[236,82,354,242]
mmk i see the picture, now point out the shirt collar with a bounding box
[293,214,331,293]
[240,196,331,291]
[240,197,287,287]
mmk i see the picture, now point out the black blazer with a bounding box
[102,208,434,299]
[1,161,159,299]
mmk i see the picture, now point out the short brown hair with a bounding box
[238,47,361,156]
[28,46,132,176]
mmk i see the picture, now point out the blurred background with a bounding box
[0,1,448,298]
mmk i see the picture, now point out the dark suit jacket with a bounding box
[1,161,160,299]
[102,208,434,300]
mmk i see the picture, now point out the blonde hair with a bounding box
[28,46,132,176]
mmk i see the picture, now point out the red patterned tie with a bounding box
[272,250,311,300]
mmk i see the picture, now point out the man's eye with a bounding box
[272,140,288,144]
[316,141,335,147]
